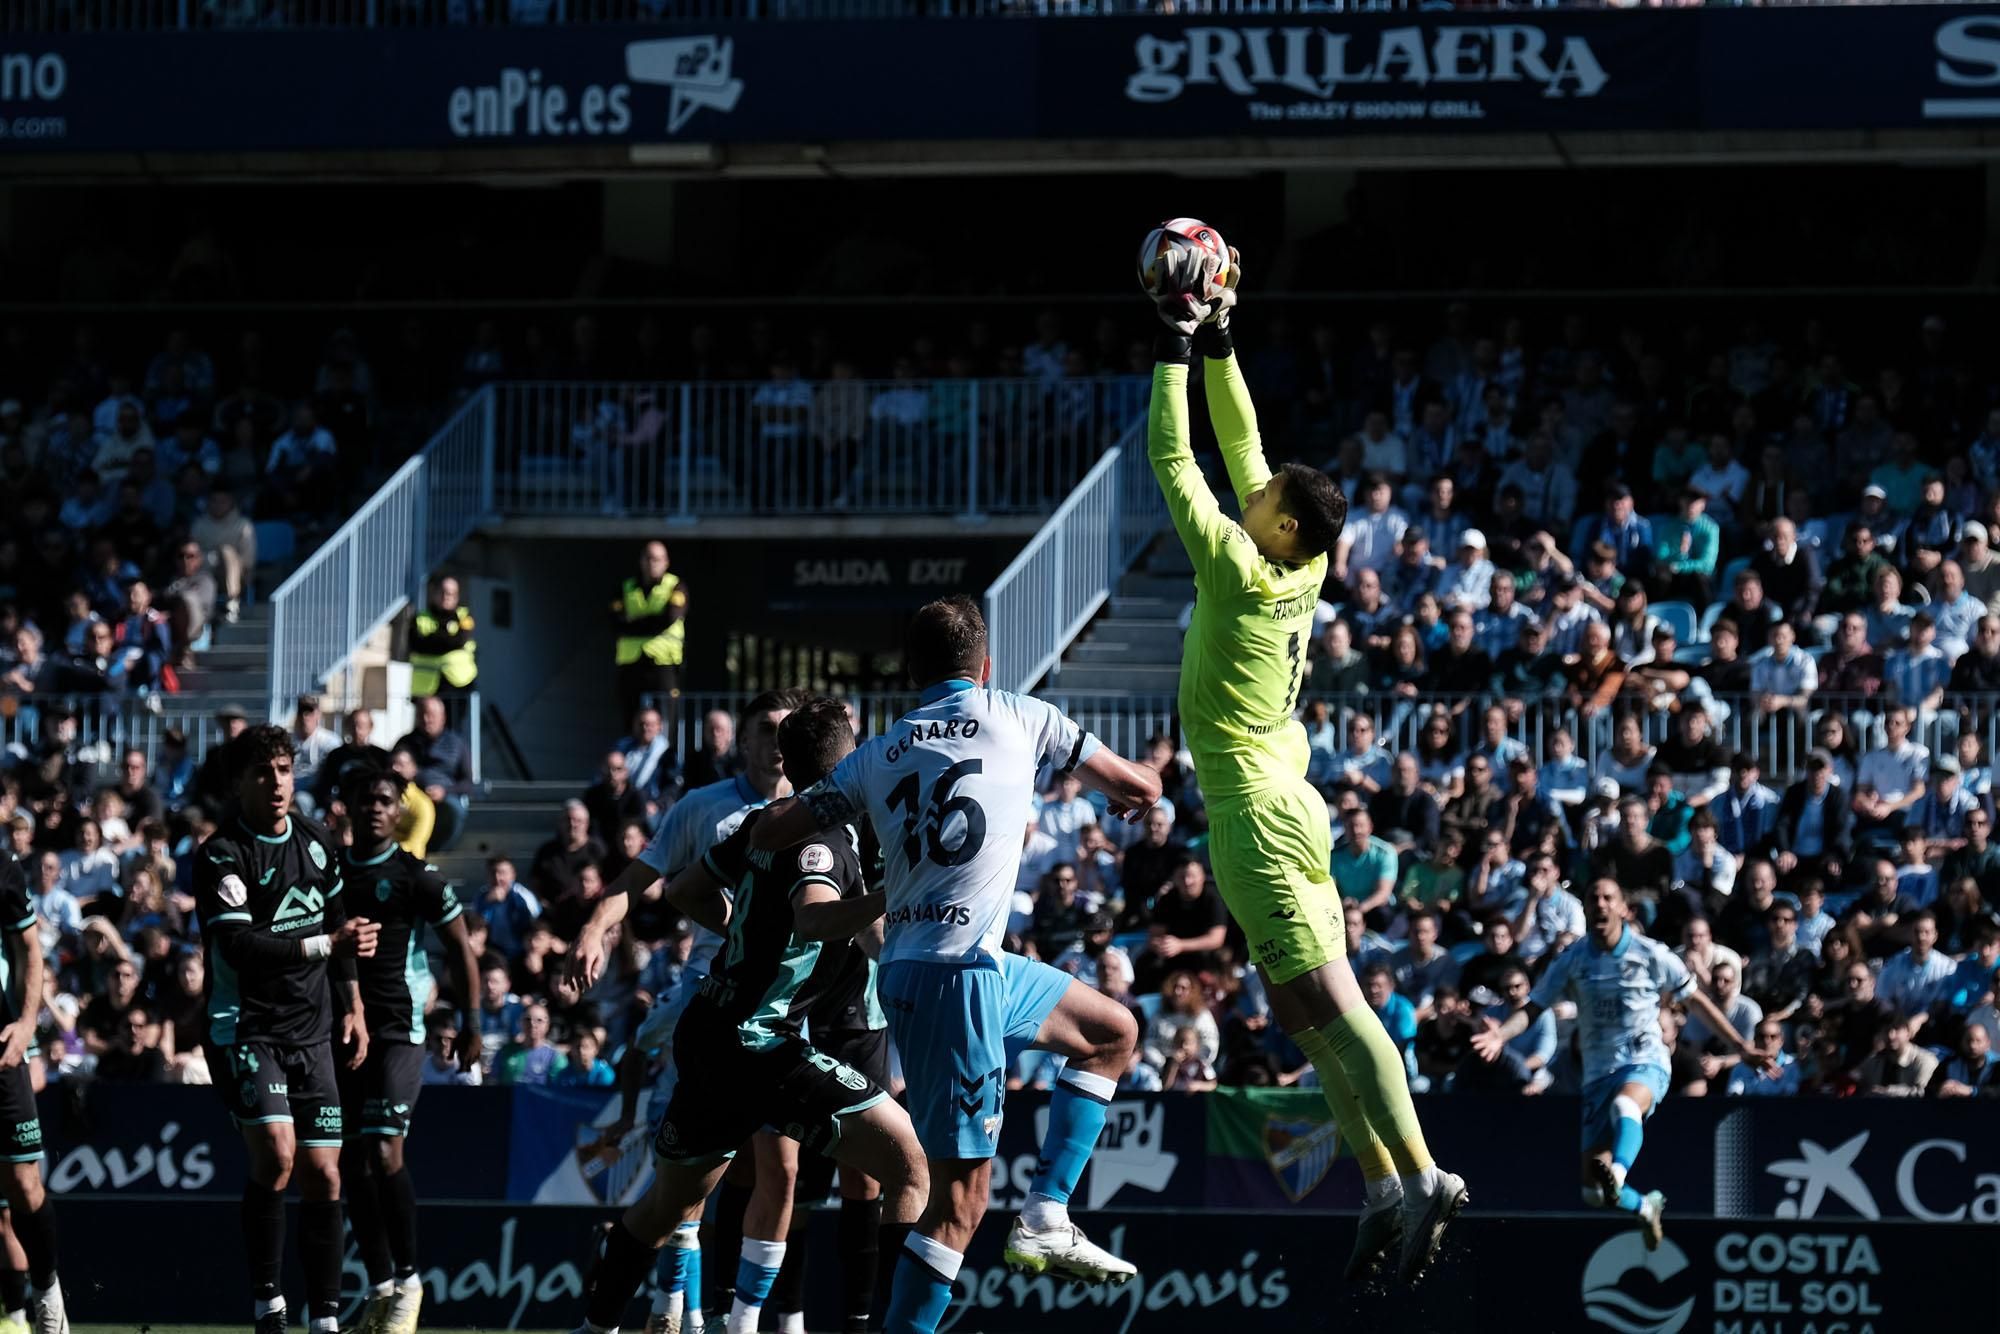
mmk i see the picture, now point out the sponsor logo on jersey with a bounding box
[259,867,277,886]
[273,885,326,926]
[884,903,973,928]
[218,875,248,909]
[798,844,834,874]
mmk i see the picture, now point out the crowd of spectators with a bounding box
[0,324,394,705]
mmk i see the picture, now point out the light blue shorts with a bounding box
[1580,1064,1670,1152]
[879,951,1074,1160]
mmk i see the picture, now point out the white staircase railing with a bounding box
[983,420,1165,694]
[266,388,494,721]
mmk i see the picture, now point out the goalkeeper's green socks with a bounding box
[1294,1010,1436,1179]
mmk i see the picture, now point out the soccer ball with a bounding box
[1137,217,1231,304]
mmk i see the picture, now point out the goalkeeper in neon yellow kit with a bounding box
[1145,238,1467,1284]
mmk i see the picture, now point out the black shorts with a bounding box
[337,1039,425,1138]
[0,1063,40,1164]
[208,1041,342,1146]
[652,1023,887,1167]
[795,1027,890,1198]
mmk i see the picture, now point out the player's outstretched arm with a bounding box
[1075,746,1162,823]
[1470,1000,1543,1061]
[664,860,731,937]
[792,881,886,944]
[1148,342,1253,592]
[436,913,484,1071]
[1685,987,1774,1074]
[1194,249,1270,507]
[568,862,650,989]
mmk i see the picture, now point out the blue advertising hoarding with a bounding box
[7,7,2000,153]
[53,1199,1988,1330]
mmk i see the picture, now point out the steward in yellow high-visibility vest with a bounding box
[409,575,477,697]
[613,540,687,728]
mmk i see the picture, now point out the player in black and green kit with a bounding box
[1146,238,1465,1282]
[575,698,927,1334]
[195,725,379,1334]
[339,770,482,1334]
[0,849,65,1334]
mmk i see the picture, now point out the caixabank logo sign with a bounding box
[1581,1228,1893,1334]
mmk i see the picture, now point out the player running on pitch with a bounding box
[572,699,927,1334]
[0,849,66,1334]
[339,769,482,1334]
[754,597,1161,1334]
[195,725,378,1334]
[1471,878,1771,1249]
[1142,223,1465,1283]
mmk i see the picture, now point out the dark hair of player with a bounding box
[776,697,858,790]
[745,686,815,720]
[359,767,402,804]
[904,594,987,686]
[228,723,295,782]
[1277,463,1346,559]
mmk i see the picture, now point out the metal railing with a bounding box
[266,389,491,721]
[983,419,1165,693]
[491,377,1142,520]
[650,686,2000,791]
[652,688,1182,761]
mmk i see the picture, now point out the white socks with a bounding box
[651,1286,682,1318]
[371,1280,394,1299]
[309,1319,339,1334]
[1401,1164,1445,1206]
[1021,1191,1070,1233]
[1363,1175,1404,1210]
[905,1232,966,1282]
[254,1296,287,1320]
[779,1312,807,1334]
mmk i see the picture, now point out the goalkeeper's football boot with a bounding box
[255,1308,289,1334]
[1345,1199,1405,1282]
[1002,1218,1137,1286]
[643,1307,681,1334]
[346,1290,390,1334]
[1637,1191,1668,1252]
[1397,1170,1469,1286]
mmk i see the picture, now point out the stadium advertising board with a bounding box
[33,1083,510,1200]
[54,1200,1983,1330]
[10,8,2000,153]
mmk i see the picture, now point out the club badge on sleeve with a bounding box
[799,844,834,874]
[219,874,249,908]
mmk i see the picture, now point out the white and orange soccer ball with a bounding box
[1137,217,1232,305]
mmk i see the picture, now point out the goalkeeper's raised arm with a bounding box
[1144,241,1347,590]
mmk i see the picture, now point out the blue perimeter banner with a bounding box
[36,1082,2000,1226]
[51,1200,1989,1330]
[8,7,2000,152]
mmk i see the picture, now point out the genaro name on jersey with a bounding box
[1531,927,1696,1083]
[814,683,1099,966]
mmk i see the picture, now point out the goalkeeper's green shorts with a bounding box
[1204,776,1347,986]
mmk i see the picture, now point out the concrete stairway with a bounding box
[1044,538,1191,693]
[428,780,578,888]
[176,602,277,713]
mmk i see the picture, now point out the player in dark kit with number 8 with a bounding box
[339,770,482,1334]
[574,699,928,1334]
[195,725,379,1334]
[0,849,67,1334]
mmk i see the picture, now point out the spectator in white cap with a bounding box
[1851,485,1898,554]
[1959,522,2000,615]
[1438,528,1493,612]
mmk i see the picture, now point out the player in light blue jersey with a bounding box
[573,689,810,1334]
[1471,879,1770,1249]
[754,597,1161,1334]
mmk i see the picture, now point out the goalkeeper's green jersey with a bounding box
[1148,355,1326,802]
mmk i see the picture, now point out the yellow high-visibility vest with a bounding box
[614,574,687,667]
[409,607,477,695]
